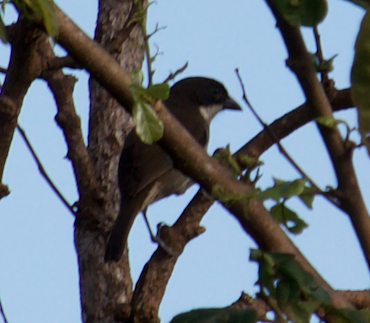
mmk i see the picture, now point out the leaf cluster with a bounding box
[256,179,315,234]
[251,250,330,323]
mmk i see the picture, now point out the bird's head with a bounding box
[168,77,242,124]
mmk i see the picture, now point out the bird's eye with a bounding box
[213,87,222,99]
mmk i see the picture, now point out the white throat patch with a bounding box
[199,104,223,124]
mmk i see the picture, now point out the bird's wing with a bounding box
[118,131,173,197]
[119,101,209,198]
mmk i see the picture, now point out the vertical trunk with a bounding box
[74,1,145,322]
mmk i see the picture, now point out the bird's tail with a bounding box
[104,199,140,262]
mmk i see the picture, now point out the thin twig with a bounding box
[16,125,76,216]
[0,297,8,323]
[162,62,188,84]
[313,27,329,84]
[0,67,7,74]
[134,1,154,86]
[235,68,340,209]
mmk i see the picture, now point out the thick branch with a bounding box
[264,0,370,271]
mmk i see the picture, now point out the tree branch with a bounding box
[46,55,82,70]
[41,56,101,209]
[0,21,45,198]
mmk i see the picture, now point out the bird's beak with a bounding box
[223,96,242,111]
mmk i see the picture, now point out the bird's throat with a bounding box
[199,104,224,124]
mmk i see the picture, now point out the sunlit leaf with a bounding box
[133,101,163,144]
[36,0,58,39]
[298,186,316,209]
[146,83,170,100]
[238,154,263,169]
[257,178,306,202]
[316,116,340,127]
[130,70,144,86]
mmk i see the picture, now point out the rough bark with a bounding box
[73,1,145,322]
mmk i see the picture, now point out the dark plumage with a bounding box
[104,77,241,262]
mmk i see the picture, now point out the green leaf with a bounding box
[238,154,263,169]
[133,101,163,144]
[315,116,340,127]
[130,70,144,86]
[36,0,58,39]
[251,250,332,323]
[270,203,308,234]
[351,10,370,140]
[298,186,316,209]
[250,250,276,295]
[257,178,306,202]
[146,83,170,100]
[19,0,58,39]
[289,300,318,323]
[274,0,328,27]
[310,285,331,304]
[276,278,295,305]
[249,248,263,261]
[0,15,6,44]
[170,308,257,323]
[273,254,306,286]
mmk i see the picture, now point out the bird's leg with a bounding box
[141,209,179,256]
[141,207,156,241]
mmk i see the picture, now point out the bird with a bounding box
[104,77,242,262]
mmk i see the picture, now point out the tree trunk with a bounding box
[74,1,145,322]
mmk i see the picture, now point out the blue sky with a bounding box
[0,1,368,322]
